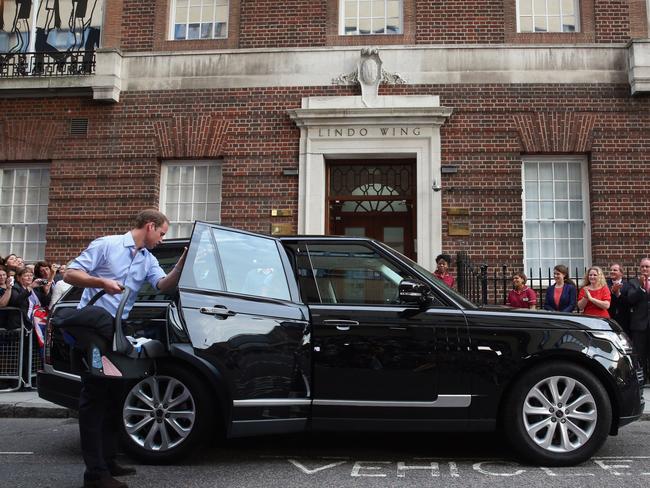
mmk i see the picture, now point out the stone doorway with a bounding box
[327,159,416,259]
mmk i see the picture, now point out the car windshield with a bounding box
[376,242,478,309]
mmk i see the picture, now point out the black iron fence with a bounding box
[0,51,95,78]
[456,251,639,307]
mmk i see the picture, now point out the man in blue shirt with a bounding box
[64,209,186,488]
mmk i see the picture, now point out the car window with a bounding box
[304,243,415,305]
[181,223,291,301]
[60,242,187,303]
[137,244,186,301]
[180,224,224,292]
[212,228,291,301]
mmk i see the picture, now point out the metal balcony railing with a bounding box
[0,51,96,78]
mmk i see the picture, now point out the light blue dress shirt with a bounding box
[68,232,167,318]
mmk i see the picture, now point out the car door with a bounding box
[177,223,311,436]
[287,239,470,426]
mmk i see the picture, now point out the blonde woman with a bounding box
[578,266,611,318]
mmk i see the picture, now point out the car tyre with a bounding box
[503,361,611,466]
[119,362,215,464]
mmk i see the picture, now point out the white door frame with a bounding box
[289,95,452,270]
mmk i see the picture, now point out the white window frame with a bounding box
[521,155,591,277]
[516,0,580,33]
[159,160,223,239]
[339,0,403,36]
[0,163,50,262]
[168,0,230,41]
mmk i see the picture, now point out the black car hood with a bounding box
[468,306,621,332]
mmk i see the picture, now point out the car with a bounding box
[38,222,645,466]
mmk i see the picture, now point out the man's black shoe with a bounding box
[108,463,137,477]
[83,476,128,488]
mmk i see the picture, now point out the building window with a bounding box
[522,157,590,276]
[170,0,229,40]
[160,161,222,239]
[517,0,579,33]
[0,165,49,261]
[340,0,402,35]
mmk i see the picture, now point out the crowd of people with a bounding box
[515,261,650,384]
[0,253,68,348]
[434,255,650,386]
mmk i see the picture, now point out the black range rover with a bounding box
[39,222,644,466]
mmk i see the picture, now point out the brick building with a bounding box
[1,1,649,275]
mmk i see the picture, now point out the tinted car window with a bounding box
[305,243,415,305]
[181,224,223,292]
[60,241,186,303]
[213,228,290,301]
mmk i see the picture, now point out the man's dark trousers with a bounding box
[79,373,126,479]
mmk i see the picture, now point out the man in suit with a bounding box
[624,258,650,385]
[607,263,631,334]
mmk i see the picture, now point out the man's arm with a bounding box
[64,268,123,295]
[156,247,188,293]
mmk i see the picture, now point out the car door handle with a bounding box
[199,306,236,318]
[323,319,359,331]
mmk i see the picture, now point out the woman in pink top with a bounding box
[578,266,611,318]
[433,253,455,288]
[506,272,537,309]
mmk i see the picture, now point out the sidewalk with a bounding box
[0,387,649,419]
[0,389,75,418]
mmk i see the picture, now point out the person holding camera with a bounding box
[33,261,54,308]
[6,267,49,330]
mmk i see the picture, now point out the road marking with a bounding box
[0,452,34,455]
[288,459,347,474]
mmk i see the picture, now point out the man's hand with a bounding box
[102,279,124,295]
[611,282,622,295]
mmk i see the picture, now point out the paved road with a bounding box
[1,418,649,488]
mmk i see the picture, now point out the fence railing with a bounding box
[0,51,96,78]
[0,308,40,392]
[456,251,638,308]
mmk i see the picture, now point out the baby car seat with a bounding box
[49,287,166,379]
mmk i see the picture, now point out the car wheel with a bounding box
[120,363,215,464]
[503,361,612,466]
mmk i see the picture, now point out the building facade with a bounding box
[1,0,649,274]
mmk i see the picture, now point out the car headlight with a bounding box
[590,330,634,355]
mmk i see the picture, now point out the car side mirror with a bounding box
[398,279,432,306]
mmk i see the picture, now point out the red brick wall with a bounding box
[116,0,641,52]
[121,1,156,51]
[1,84,649,268]
[415,0,505,44]
[594,0,631,42]
[239,0,326,48]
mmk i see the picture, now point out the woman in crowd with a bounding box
[543,264,577,312]
[6,267,48,330]
[33,261,54,309]
[506,272,537,309]
[0,265,11,308]
[433,253,455,288]
[578,266,611,318]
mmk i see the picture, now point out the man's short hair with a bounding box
[134,209,169,229]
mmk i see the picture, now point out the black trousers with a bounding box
[630,330,650,383]
[78,374,126,479]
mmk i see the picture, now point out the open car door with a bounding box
[177,222,311,437]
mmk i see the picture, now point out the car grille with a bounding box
[637,368,645,385]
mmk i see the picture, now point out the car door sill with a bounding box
[313,395,472,408]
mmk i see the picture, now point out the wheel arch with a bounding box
[496,351,620,435]
[167,343,231,433]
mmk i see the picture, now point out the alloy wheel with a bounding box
[522,375,598,453]
[123,375,197,451]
